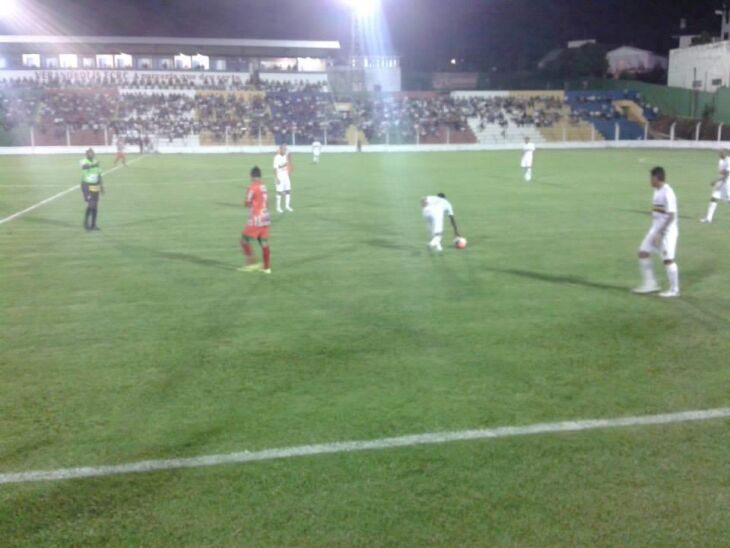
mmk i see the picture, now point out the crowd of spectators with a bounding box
[457,96,565,131]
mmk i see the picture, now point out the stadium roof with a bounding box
[0,35,341,57]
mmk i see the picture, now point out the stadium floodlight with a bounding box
[0,0,20,19]
[344,0,381,18]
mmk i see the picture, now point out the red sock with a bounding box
[262,246,271,269]
[241,241,254,263]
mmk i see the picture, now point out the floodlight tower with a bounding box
[346,0,380,64]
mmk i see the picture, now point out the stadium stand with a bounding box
[0,74,664,147]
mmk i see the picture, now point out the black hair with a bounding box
[251,166,262,178]
[650,167,666,181]
[437,193,446,198]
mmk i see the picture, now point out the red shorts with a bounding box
[115,152,125,159]
[243,226,270,240]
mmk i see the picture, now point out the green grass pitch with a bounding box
[1,149,730,545]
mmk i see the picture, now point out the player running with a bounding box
[238,166,272,274]
[521,137,536,182]
[700,149,730,224]
[113,137,127,167]
[421,193,461,252]
[312,140,322,164]
[633,167,680,298]
[273,144,293,213]
[80,148,104,231]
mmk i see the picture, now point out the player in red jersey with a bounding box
[238,166,272,274]
[113,137,127,167]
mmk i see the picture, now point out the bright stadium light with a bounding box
[345,0,380,18]
[0,0,21,20]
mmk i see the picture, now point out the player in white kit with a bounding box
[521,137,536,182]
[273,144,293,213]
[633,167,680,298]
[312,140,322,164]
[421,193,461,252]
[700,150,730,223]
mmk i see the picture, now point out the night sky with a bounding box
[1,0,726,70]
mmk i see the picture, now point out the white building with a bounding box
[668,40,730,92]
[606,46,668,77]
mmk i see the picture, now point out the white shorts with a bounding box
[712,179,730,202]
[521,160,533,169]
[423,210,444,236]
[640,227,678,261]
[276,173,291,193]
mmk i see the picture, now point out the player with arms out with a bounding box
[113,137,127,167]
[633,167,680,298]
[273,144,294,213]
[312,139,322,164]
[421,193,461,252]
[80,148,104,231]
[238,166,272,274]
[700,149,730,224]
[521,137,536,182]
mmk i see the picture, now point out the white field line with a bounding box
[0,156,144,225]
[1,407,728,485]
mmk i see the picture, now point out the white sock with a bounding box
[276,194,282,211]
[285,194,291,209]
[429,235,442,248]
[706,201,717,221]
[639,258,657,286]
[665,262,679,292]
[525,168,532,182]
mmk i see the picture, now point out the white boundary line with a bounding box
[0,156,144,225]
[1,407,728,485]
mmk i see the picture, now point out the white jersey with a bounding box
[719,157,730,182]
[521,142,536,167]
[651,183,678,232]
[422,195,454,218]
[274,153,290,179]
[312,141,322,155]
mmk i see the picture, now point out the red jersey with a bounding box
[245,180,271,228]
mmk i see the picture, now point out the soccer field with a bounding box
[2,149,730,545]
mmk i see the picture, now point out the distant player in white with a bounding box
[700,149,730,223]
[521,137,536,182]
[273,144,293,213]
[312,140,322,164]
[633,167,680,298]
[421,193,461,252]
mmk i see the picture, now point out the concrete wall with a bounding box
[668,41,730,92]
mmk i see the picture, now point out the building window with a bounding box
[0,56,6,69]
[192,54,209,70]
[159,58,173,70]
[59,54,78,68]
[712,78,723,86]
[174,54,192,70]
[82,57,95,68]
[114,53,133,69]
[45,57,59,69]
[214,59,227,71]
[96,54,113,69]
[137,58,152,69]
[22,53,40,68]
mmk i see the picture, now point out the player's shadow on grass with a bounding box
[364,237,417,252]
[113,241,237,271]
[113,214,183,228]
[21,217,78,229]
[490,267,627,292]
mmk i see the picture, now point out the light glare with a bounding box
[0,0,20,20]
[345,0,380,17]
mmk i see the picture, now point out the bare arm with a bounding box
[449,215,461,238]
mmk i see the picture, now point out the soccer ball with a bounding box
[454,237,467,249]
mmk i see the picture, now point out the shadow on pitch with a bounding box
[112,240,237,271]
[364,237,417,252]
[21,216,78,228]
[113,214,184,228]
[488,267,627,292]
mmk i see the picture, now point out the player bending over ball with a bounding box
[80,148,104,231]
[421,193,461,252]
[273,144,294,214]
[521,137,536,182]
[700,149,730,224]
[238,166,272,274]
[633,167,680,298]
